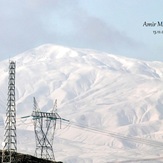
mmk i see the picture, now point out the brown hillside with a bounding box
[0,150,63,163]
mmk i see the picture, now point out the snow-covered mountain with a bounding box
[0,44,163,163]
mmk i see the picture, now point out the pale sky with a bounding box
[0,0,163,61]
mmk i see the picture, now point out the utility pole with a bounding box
[32,97,61,161]
[2,61,17,163]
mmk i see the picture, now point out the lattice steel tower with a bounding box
[32,97,61,161]
[2,61,17,163]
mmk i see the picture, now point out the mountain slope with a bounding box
[0,44,163,163]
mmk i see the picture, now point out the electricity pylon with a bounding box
[32,97,61,161]
[2,61,17,163]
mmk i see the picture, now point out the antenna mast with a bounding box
[2,61,17,163]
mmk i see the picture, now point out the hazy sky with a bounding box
[0,0,163,61]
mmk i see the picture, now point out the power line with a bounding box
[55,121,163,163]
[62,121,163,149]
[12,117,163,149]
[61,121,163,162]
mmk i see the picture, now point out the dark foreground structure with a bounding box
[0,150,63,163]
